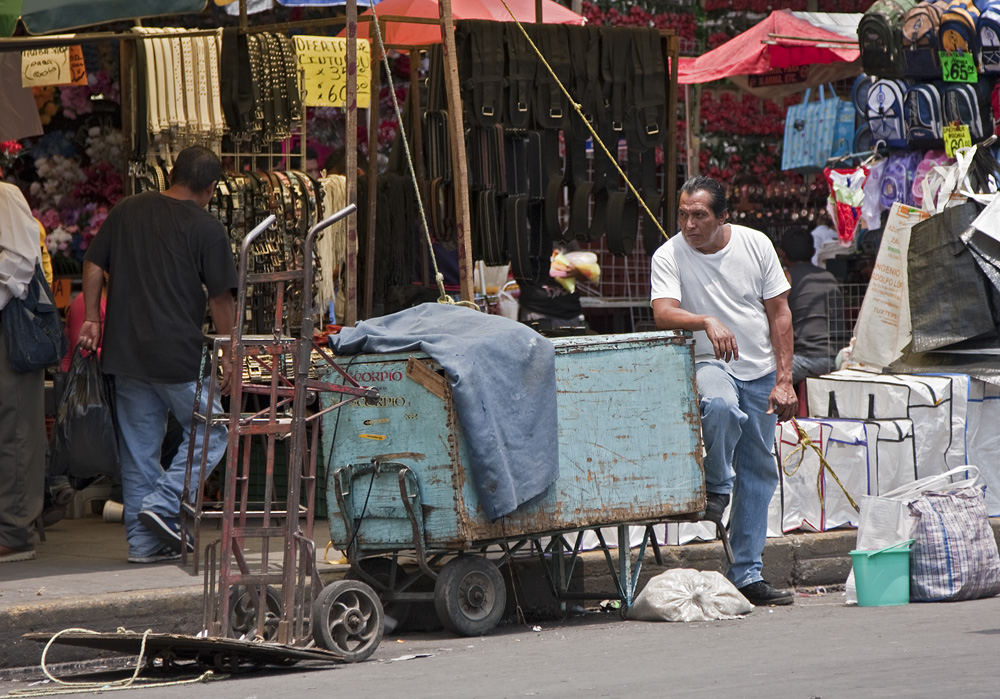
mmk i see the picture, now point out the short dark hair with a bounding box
[780,227,815,263]
[170,146,223,193]
[679,175,728,217]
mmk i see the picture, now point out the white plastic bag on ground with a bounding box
[627,569,753,622]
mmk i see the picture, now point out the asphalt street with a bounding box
[3,591,999,699]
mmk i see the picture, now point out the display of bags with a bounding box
[49,347,120,481]
[902,0,951,78]
[867,78,909,147]
[781,85,846,172]
[904,83,945,145]
[978,0,1000,71]
[0,263,68,374]
[880,149,923,208]
[859,0,921,78]
[909,484,1000,601]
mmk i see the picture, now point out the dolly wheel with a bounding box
[434,556,506,637]
[228,585,282,642]
[312,580,384,662]
[346,557,412,634]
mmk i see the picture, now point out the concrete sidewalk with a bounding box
[7,512,994,672]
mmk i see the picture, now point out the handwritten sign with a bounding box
[21,45,87,88]
[294,35,371,109]
[940,51,977,83]
[943,123,972,157]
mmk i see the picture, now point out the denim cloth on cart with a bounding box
[329,303,558,520]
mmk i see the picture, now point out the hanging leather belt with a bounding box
[457,20,504,128]
[503,23,534,130]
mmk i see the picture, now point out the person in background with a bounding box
[808,210,838,268]
[290,146,321,180]
[0,175,45,563]
[651,175,797,607]
[79,146,237,564]
[323,148,368,178]
[778,228,846,384]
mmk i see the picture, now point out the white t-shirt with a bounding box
[650,224,790,381]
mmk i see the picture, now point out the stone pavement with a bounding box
[3,512,996,672]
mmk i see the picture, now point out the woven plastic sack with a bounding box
[627,569,753,622]
[909,484,1000,602]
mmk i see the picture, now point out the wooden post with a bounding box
[438,0,475,302]
[664,32,680,238]
[410,53,431,287]
[345,0,359,326]
[363,20,382,319]
[687,84,701,178]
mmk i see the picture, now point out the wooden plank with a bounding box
[363,22,382,319]
[345,0,359,326]
[405,356,448,401]
[438,0,475,303]
[664,32,680,238]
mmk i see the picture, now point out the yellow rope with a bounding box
[781,418,861,514]
[496,0,669,242]
[367,5,478,311]
[4,628,223,698]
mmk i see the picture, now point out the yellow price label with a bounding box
[943,124,972,157]
[294,35,371,109]
[359,433,387,441]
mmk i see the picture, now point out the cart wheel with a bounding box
[228,585,282,642]
[312,580,384,662]
[346,557,412,634]
[433,556,506,637]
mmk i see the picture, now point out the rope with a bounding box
[781,418,861,514]
[4,628,223,698]
[496,0,669,242]
[367,5,478,310]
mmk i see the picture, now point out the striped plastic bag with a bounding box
[909,484,1000,602]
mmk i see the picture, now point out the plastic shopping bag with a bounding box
[50,347,120,480]
[627,569,753,622]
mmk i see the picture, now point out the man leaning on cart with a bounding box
[651,175,797,607]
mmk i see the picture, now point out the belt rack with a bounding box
[181,206,381,650]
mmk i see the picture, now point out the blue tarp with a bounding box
[329,303,559,520]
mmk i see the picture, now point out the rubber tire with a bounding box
[346,557,412,634]
[433,556,506,637]
[227,584,282,642]
[312,580,384,662]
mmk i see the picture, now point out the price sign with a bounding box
[294,35,371,108]
[941,51,978,83]
[21,45,87,88]
[943,123,972,157]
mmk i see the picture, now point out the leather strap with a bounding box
[457,20,505,128]
[532,24,571,131]
[503,23,534,130]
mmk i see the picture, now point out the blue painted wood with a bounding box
[320,331,704,553]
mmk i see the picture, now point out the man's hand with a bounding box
[79,320,102,352]
[704,317,739,362]
[767,380,798,422]
[219,353,234,396]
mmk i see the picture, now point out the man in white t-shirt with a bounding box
[651,176,797,607]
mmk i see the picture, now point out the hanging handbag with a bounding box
[1,263,68,374]
[782,84,845,173]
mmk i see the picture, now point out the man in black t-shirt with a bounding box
[80,146,238,564]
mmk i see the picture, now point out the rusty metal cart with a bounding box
[182,207,385,661]
[320,330,721,636]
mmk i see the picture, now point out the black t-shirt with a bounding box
[787,262,842,358]
[84,191,238,383]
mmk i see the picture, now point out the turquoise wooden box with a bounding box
[320,331,704,552]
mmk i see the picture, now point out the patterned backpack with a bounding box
[943,81,992,140]
[867,78,910,147]
[902,0,952,77]
[904,83,945,145]
[940,0,982,54]
[859,0,922,77]
[978,0,1000,71]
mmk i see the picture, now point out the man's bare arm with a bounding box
[653,297,739,362]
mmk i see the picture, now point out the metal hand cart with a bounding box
[320,330,718,636]
[181,207,385,661]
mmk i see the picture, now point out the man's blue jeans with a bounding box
[697,361,779,588]
[114,375,227,559]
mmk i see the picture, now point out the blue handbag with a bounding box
[1,263,67,374]
[782,84,847,173]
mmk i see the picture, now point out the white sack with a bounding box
[627,569,753,622]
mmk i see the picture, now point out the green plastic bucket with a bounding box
[850,540,914,607]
